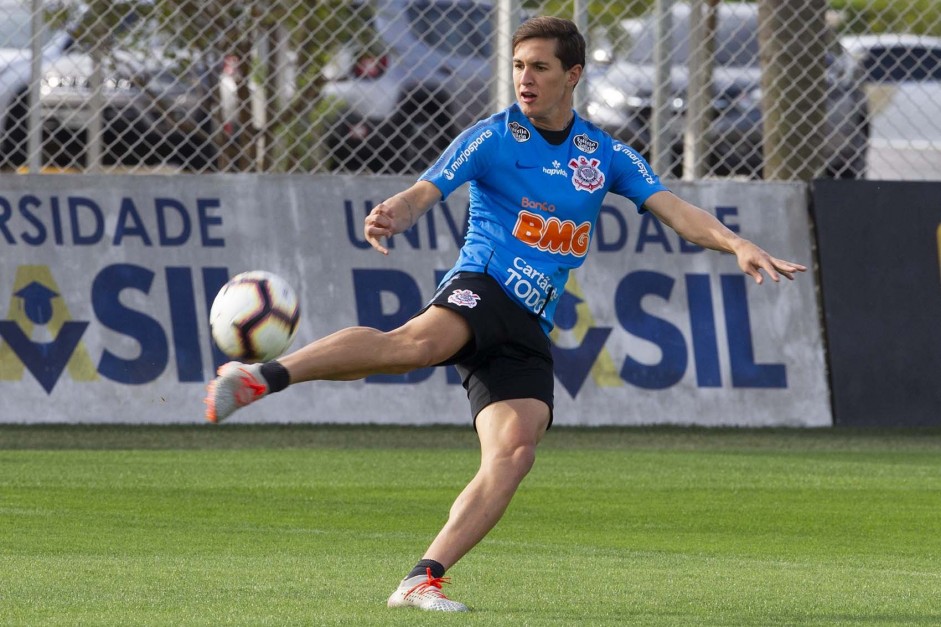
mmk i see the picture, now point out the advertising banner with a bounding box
[0,175,829,426]
[812,180,941,426]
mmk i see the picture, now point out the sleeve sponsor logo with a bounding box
[443,129,494,181]
[614,142,656,185]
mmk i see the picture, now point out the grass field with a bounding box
[2,425,940,625]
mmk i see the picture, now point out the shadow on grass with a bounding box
[1,424,940,452]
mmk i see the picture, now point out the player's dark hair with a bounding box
[512,16,586,70]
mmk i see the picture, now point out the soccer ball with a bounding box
[209,271,300,362]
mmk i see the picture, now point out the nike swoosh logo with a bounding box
[515,161,539,169]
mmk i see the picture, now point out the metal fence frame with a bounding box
[1,0,939,180]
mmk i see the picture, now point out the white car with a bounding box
[841,34,941,83]
[322,0,493,174]
[584,3,870,179]
[0,0,216,171]
[840,34,941,178]
[0,0,61,165]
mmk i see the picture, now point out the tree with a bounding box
[52,0,362,172]
[151,0,364,172]
[758,0,829,180]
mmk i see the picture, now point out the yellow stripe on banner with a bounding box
[0,266,98,381]
[555,274,622,388]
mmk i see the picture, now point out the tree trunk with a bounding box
[758,0,828,180]
[683,0,719,180]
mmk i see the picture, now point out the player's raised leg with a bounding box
[278,306,470,382]
[204,306,471,423]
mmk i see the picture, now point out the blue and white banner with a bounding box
[0,174,830,426]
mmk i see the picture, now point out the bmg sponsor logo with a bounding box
[512,210,592,257]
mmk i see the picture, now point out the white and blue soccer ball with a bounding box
[209,271,300,362]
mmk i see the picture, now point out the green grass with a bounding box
[2,426,941,625]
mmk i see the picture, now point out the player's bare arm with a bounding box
[644,190,807,284]
[365,181,442,255]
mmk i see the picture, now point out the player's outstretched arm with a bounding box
[643,190,807,284]
[365,181,442,255]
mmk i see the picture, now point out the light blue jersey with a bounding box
[421,103,668,334]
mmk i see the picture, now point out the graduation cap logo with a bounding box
[0,281,89,393]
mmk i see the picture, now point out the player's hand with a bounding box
[364,196,412,255]
[733,239,807,284]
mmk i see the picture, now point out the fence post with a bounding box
[27,0,43,173]
[683,0,717,180]
[651,0,674,177]
[493,0,521,111]
[87,48,104,172]
[573,0,588,114]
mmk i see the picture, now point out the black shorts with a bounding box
[423,272,554,425]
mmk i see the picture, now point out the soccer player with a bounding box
[205,16,806,611]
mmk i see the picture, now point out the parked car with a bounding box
[584,2,870,179]
[322,0,493,174]
[840,34,941,151]
[0,1,216,171]
[841,34,941,83]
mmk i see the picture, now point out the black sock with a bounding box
[260,360,290,393]
[406,559,445,580]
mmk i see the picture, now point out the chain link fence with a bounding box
[1,0,939,179]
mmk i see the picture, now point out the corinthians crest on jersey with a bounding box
[568,155,605,192]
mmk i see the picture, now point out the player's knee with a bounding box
[412,337,447,369]
[512,443,537,476]
[381,331,441,372]
[492,442,537,483]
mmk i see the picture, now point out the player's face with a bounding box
[513,38,581,130]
